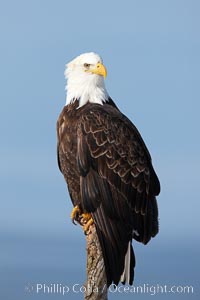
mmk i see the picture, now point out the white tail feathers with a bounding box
[120,241,131,284]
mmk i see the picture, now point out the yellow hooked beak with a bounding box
[87,63,107,79]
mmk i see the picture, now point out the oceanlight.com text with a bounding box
[25,282,194,296]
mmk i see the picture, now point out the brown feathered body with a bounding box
[57,98,160,286]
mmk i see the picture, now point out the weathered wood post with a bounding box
[83,223,108,300]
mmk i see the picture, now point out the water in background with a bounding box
[1,228,199,300]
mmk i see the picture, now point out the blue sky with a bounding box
[0,1,200,299]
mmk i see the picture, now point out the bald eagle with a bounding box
[57,52,160,286]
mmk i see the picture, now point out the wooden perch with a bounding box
[83,223,108,300]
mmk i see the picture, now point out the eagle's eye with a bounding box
[84,63,90,69]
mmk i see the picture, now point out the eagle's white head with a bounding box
[65,52,109,108]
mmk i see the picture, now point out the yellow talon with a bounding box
[70,207,93,233]
[82,213,92,222]
[83,216,94,234]
[70,205,81,223]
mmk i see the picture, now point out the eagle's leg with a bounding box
[81,213,94,234]
[70,205,81,224]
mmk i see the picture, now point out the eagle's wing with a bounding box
[77,103,160,285]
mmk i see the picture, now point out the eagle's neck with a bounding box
[65,76,109,108]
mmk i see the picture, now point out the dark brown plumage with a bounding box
[57,98,160,286]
